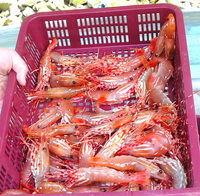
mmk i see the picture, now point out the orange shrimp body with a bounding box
[157,156,187,189]
[35,38,58,91]
[147,57,174,106]
[66,167,150,187]
[50,51,88,67]
[79,142,96,168]
[153,13,175,59]
[27,86,88,100]
[23,99,75,132]
[20,151,35,191]
[88,155,168,181]
[116,130,173,158]
[24,124,79,138]
[23,107,61,131]
[85,115,132,137]
[88,80,137,105]
[0,189,28,195]
[30,137,50,188]
[51,98,75,124]
[36,182,73,194]
[50,72,88,88]
[90,67,144,90]
[71,106,131,126]
[160,14,175,39]
[95,123,132,159]
[49,137,77,160]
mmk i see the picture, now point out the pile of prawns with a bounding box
[1,13,188,195]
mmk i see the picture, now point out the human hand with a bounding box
[0,47,28,107]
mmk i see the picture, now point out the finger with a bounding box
[11,51,28,86]
[0,75,8,108]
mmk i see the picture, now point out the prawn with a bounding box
[23,99,75,132]
[50,51,88,67]
[146,57,174,106]
[35,38,58,91]
[20,151,35,191]
[36,182,73,194]
[156,156,187,189]
[87,79,138,105]
[79,141,96,168]
[50,98,75,124]
[30,137,50,188]
[49,137,78,160]
[23,124,80,138]
[88,155,168,181]
[56,167,150,187]
[0,189,28,195]
[71,106,131,126]
[88,66,145,90]
[95,123,132,159]
[84,114,132,137]
[27,86,89,101]
[50,72,88,88]
[116,126,174,158]
[153,13,175,59]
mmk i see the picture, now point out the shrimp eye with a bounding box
[75,125,79,128]
[44,86,48,91]
[159,170,163,174]
[42,147,47,151]
[72,81,77,84]
[130,77,134,81]
[114,128,119,132]
[70,155,74,159]
[101,188,106,192]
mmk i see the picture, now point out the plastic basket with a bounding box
[197,115,200,134]
[0,3,200,195]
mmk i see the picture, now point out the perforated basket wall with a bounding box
[0,3,200,195]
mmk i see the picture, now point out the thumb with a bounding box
[11,51,28,86]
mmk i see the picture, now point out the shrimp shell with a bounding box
[27,86,88,100]
[156,156,187,189]
[89,155,168,181]
[36,182,73,194]
[65,167,150,187]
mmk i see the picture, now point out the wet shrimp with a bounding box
[89,155,168,181]
[23,124,80,138]
[146,57,174,106]
[35,38,58,91]
[50,72,88,88]
[51,167,150,187]
[116,127,174,158]
[95,123,132,159]
[30,137,50,188]
[49,137,78,160]
[36,182,73,194]
[153,13,175,59]
[27,86,89,101]
[156,156,187,189]
[87,79,138,105]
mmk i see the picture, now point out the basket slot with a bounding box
[137,12,161,42]
[0,165,19,192]
[45,19,71,47]
[77,15,129,46]
[5,109,25,169]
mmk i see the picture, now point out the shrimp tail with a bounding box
[131,171,150,185]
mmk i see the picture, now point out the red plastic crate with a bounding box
[197,115,200,135]
[0,3,200,195]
